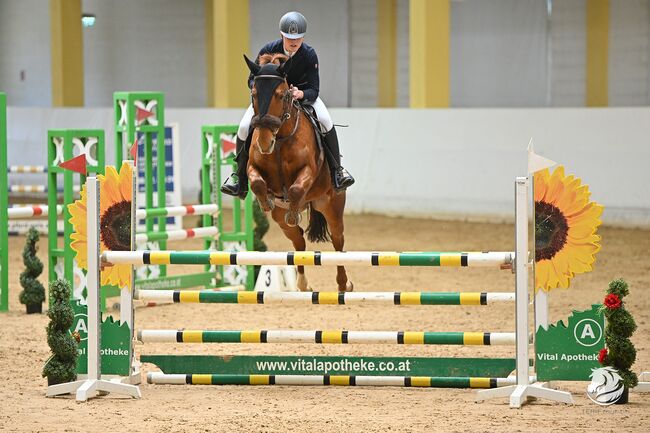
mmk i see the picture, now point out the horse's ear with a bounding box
[243,54,260,75]
[277,55,294,77]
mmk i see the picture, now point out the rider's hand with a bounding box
[290,85,304,100]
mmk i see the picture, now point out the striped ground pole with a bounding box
[135,290,515,305]
[137,330,516,345]
[103,251,514,267]
[135,226,219,243]
[7,165,47,173]
[7,205,63,219]
[9,185,80,193]
[135,204,219,219]
[147,373,518,388]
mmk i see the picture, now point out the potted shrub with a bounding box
[42,279,79,386]
[598,278,638,404]
[18,227,45,313]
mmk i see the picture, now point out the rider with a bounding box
[221,11,355,199]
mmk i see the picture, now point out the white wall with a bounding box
[396,0,409,107]
[83,0,206,107]
[332,107,650,228]
[450,0,549,107]
[550,0,586,107]
[609,0,650,106]
[6,105,650,228]
[349,0,377,107]
[0,0,51,106]
[3,0,650,109]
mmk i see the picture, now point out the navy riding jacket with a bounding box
[248,39,320,104]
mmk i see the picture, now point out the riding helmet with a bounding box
[279,11,307,39]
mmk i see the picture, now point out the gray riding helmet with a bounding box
[279,11,307,39]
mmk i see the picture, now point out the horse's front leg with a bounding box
[285,166,315,227]
[248,166,274,212]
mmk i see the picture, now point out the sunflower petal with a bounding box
[118,162,133,202]
[534,166,602,292]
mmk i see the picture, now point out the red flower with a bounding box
[604,293,622,309]
[598,348,608,364]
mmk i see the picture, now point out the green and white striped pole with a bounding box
[137,329,516,345]
[147,372,524,388]
[103,250,514,267]
[135,289,515,305]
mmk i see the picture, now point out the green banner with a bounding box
[141,355,516,377]
[70,300,131,376]
[135,272,215,290]
[536,304,605,381]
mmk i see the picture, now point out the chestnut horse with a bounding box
[244,53,352,292]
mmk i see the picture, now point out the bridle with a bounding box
[251,74,301,154]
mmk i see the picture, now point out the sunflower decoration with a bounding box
[534,165,603,292]
[68,162,133,289]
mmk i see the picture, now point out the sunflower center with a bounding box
[535,201,568,261]
[100,200,131,251]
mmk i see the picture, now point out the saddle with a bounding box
[298,103,325,153]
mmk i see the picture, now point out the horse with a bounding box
[243,53,353,292]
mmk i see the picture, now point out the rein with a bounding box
[275,99,300,142]
[273,98,299,202]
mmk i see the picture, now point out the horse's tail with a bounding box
[306,205,331,243]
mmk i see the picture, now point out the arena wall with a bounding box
[6,106,649,227]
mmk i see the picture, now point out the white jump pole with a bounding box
[476,177,573,408]
[632,372,650,393]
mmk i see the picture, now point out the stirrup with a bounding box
[333,167,355,192]
[221,174,247,198]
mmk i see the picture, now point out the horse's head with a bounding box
[245,53,294,155]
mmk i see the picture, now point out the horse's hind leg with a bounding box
[316,194,353,292]
[270,207,310,291]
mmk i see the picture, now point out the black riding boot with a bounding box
[220,136,249,199]
[322,127,355,192]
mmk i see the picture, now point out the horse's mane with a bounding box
[258,53,289,66]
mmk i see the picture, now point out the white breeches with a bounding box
[237,97,333,141]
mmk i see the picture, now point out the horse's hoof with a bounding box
[339,281,353,292]
[284,211,302,227]
[297,273,309,292]
[297,284,312,292]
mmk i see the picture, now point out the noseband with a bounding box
[251,74,301,154]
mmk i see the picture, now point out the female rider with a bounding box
[221,11,355,198]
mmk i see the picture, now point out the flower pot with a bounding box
[614,387,629,404]
[47,376,66,386]
[26,303,42,314]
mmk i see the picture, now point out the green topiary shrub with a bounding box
[598,278,638,388]
[42,279,78,384]
[18,227,46,311]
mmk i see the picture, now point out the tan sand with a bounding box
[1,214,648,432]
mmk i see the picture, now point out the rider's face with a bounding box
[282,36,303,54]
